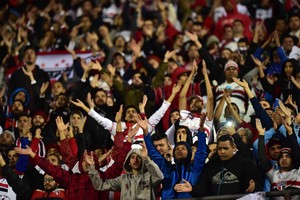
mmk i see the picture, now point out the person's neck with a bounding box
[25,64,35,71]
[132,169,139,175]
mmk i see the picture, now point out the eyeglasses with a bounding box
[44,178,55,182]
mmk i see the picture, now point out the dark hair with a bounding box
[151,133,168,142]
[46,153,62,165]
[217,134,235,146]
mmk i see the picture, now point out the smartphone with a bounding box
[273,98,280,111]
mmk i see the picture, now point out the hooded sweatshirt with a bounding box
[88,148,163,200]
[144,130,207,199]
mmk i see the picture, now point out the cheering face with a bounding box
[124,107,138,123]
[174,144,188,161]
[17,116,32,132]
[24,49,37,65]
[11,101,24,115]
[217,140,236,161]
[225,66,239,81]
[129,153,142,171]
[279,153,293,171]
[189,98,203,113]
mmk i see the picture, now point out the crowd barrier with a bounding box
[166,189,300,200]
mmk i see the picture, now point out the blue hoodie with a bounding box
[144,130,207,199]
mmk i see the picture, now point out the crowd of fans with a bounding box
[0,0,300,199]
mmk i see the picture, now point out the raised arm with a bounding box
[147,84,181,132]
[179,60,198,110]
[256,119,272,172]
[202,60,214,120]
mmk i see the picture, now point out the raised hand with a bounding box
[164,49,177,62]
[140,142,148,159]
[232,77,249,89]
[84,150,95,166]
[191,59,198,75]
[98,150,112,165]
[177,131,187,143]
[79,116,87,133]
[107,64,116,77]
[134,114,148,134]
[172,84,182,94]
[55,116,69,132]
[90,74,100,88]
[40,82,49,96]
[174,179,192,192]
[139,95,148,113]
[127,125,140,142]
[115,105,123,123]
[285,95,298,111]
[14,145,35,158]
[251,55,263,67]
[86,92,95,109]
[291,76,300,89]
[245,179,255,193]
[35,128,43,139]
[185,31,198,43]
[101,73,113,87]
[91,61,102,71]
[255,119,265,135]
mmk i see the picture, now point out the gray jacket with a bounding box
[88,148,163,200]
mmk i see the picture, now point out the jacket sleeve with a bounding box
[88,165,122,191]
[147,100,171,132]
[257,135,272,172]
[144,133,169,174]
[60,138,78,169]
[88,108,116,135]
[144,158,164,185]
[232,133,253,160]
[32,154,70,188]
[2,164,32,199]
[192,131,207,183]
[253,128,276,160]
[249,97,273,130]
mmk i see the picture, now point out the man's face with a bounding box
[94,90,107,106]
[289,16,300,31]
[47,148,60,157]
[8,150,18,167]
[283,37,294,51]
[17,116,31,131]
[233,21,244,34]
[24,49,36,65]
[14,91,26,103]
[188,45,199,60]
[55,95,68,108]
[225,66,239,81]
[189,98,203,113]
[0,132,14,147]
[33,115,45,128]
[192,24,202,38]
[279,153,293,170]
[132,73,143,86]
[221,49,231,59]
[51,82,65,97]
[268,144,281,160]
[124,107,137,123]
[113,55,125,69]
[12,101,24,115]
[174,144,188,161]
[167,61,178,74]
[176,128,187,142]
[170,111,180,124]
[129,153,142,171]
[217,140,236,161]
[153,139,169,155]
[44,174,58,192]
[46,154,60,166]
[142,20,154,37]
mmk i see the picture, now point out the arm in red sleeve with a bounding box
[68,137,78,158]
[32,154,70,188]
[60,139,78,169]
